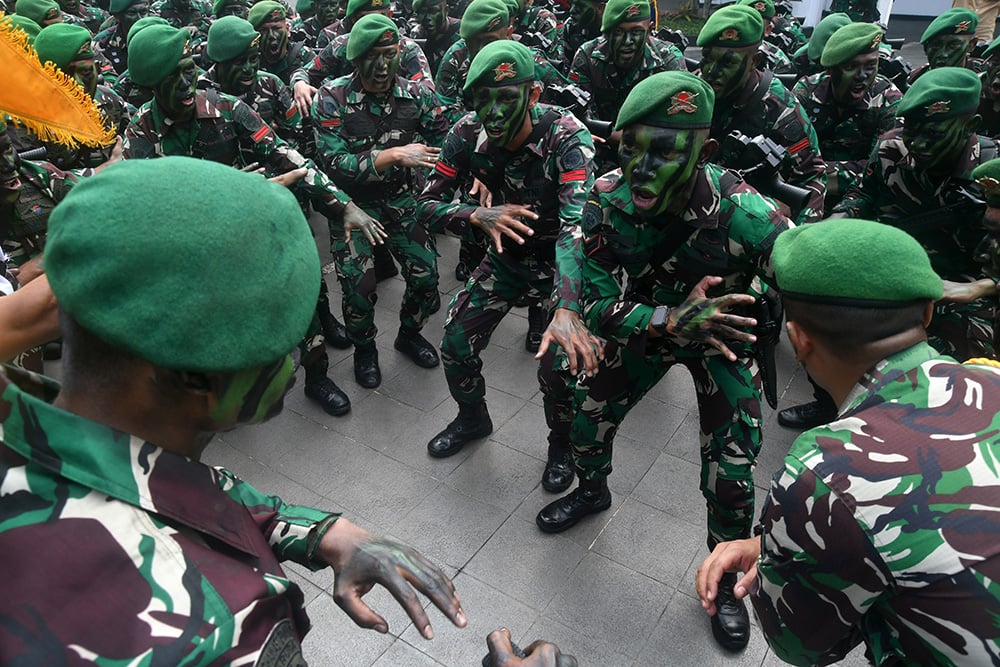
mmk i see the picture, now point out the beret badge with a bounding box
[955,20,971,33]
[493,61,516,81]
[667,90,698,114]
[721,28,740,41]
[926,100,951,115]
[625,4,640,17]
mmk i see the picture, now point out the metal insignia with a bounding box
[625,4,641,17]
[955,20,971,33]
[493,61,516,81]
[667,90,698,114]
[926,100,951,115]
[721,28,740,41]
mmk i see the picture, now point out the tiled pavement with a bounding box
[202,218,872,667]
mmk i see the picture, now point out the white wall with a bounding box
[790,0,948,26]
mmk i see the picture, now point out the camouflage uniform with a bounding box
[261,40,315,85]
[711,68,827,223]
[0,160,79,266]
[0,365,337,664]
[758,39,794,75]
[112,68,155,108]
[93,21,130,78]
[540,164,788,547]
[754,344,1000,666]
[515,3,560,65]
[829,0,878,22]
[409,14,460,77]
[792,72,902,210]
[151,0,212,47]
[291,33,432,92]
[313,16,346,49]
[768,13,807,55]
[311,74,447,347]
[199,66,306,148]
[835,129,998,359]
[557,15,599,72]
[417,104,595,408]
[62,2,109,32]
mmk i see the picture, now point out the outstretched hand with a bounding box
[343,201,388,245]
[535,308,604,376]
[318,518,467,639]
[662,276,758,361]
[485,628,578,667]
[470,204,537,253]
[695,538,761,616]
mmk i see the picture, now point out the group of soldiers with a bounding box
[3,0,1000,662]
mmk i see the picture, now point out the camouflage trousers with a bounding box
[441,250,553,406]
[928,297,995,361]
[299,277,331,381]
[329,195,439,347]
[539,340,764,548]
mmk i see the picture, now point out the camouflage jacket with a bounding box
[792,72,901,163]
[199,67,305,148]
[291,15,324,47]
[262,41,315,86]
[93,23,129,77]
[558,15,600,72]
[578,164,787,355]
[829,0,879,22]
[409,15,461,78]
[711,69,827,223]
[151,0,212,45]
[62,3,109,33]
[0,159,79,264]
[0,365,338,665]
[291,34,432,92]
[516,4,560,65]
[754,343,1000,666]
[769,15,807,54]
[758,40,795,75]
[417,103,595,311]
[834,128,998,281]
[568,34,686,123]
[311,73,446,204]
[314,17,346,51]
[112,68,156,109]
[123,89,350,213]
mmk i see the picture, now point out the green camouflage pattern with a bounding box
[262,40,315,85]
[1,159,79,265]
[291,34,432,93]
[0,364,338,663]
[829,0,879,22]
[517,3,561,65]
[199,67,307,149]
[93,21,130,77]
[151,0,212,47]
[409,15,461,76]
[754,343,1000,666]
[62,3,110,33]
[112,68,155,109]
[759,39,795,75]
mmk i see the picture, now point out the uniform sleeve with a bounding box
[214,467,341,571]
[291,46,330,88]
[418,85,449,148]
[416,120,475,234]
[752,448,893,666]
[551,120,596,312]
[434,43,467,126]
[402,39,434,85]
[832,140,882,218]
[122,111,160,159]
[309,85,384,185]
[768,85,827,223]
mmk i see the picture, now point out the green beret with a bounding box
[346,0,389,19]
[921,7,977,44]
[248,0,285,27]
[346,13,397,59]
[601,0,649,33]
[207,15,259,61]
[820,22,883,67]
[126,15,168,46]
[128,24,189,87]
[459,0,508,39]
[45,157,320,372]
[7,14,42,43]
[108,0,141,14]
[696,5,763,48]
[773,219,942,305]
[213,0,246,17]
[738,0,774,21]
[499,0,518,20]
[411,0,426,12]
[806,12,850,62]
[984,38,1000,60]
[896,66,981,120]
[615,70,714,130]
[973,158,1000,208]
[296,0,314,13]
[34,23,93,69]
[464,38,534,90]
[14,0,60,24]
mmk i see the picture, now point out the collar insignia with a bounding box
[721,28,740,41]
[493,61,516,81]
[926,100,951,115]
[668,90,698,114]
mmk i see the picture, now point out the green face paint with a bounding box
[357,43,400,94]
[218,1,248,18]
[65,58,99,98]
[0,130,21,206]
[315,0,340,26]
[217,44,260,95]
[829,51,878,105]
[209,351,298,426]
[609,20,648,70]
[119,1,148,34]
[620,124,704,217]
[59,0,79,15]
[258,20,289,63]
[570,0,601,31]
[472,82,531,148]
[699,45,755,99]
[415,0,446,36]
[902,115,973,172]
[154,55,199,121]
[924,34,972,69]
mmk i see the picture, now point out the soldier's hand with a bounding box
[343,201,388,245]
[470,178,493,207]
[268,167,308,188]
[240,162,265,175]
[94,137,124,174]
[293,81,317,116]
[940,278,998,304]
[695,538,761,616]
[10,255,44,285]
[659,276,757,362]
[535,307,604,376]
[485,628,578,667]
[317,518,467,639]
[470,204,537,253]
[391,143,441,169]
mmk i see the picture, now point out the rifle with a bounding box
[17,147,47,162]
[753,290,782,409]
[726,131,812,219]
[545,83,615,141]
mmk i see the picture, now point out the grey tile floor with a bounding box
[201,218,874,666]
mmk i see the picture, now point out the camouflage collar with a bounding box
[345,72,416,102]
[839,341,941,416]
[150,89,223,131]
[606,164,721,228]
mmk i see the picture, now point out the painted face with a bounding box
[64,58,99,98]
[0,130,21,206]
[315,0,340,26]
[902,114,973,172]
[356,43,400,94]
[620,124,705,217]
[924,34,973,69]
[59,0,79,15]
[415,0,446,36]
[570,0,602,31]
[609,19,648,70]
[466,24,509,58]
[699,45,755,99]
[258,19,289,62]
[472,82,531,147]
[217,44,259,95]
[218,0,248,17]
[153,55,199,120]
[209,350,299,427]
[119,1,149,35]
[829,51,879,104]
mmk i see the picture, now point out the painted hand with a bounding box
[392,143,441,169]
[664,276,757,361]
[343,202,388,245]
[485,628,578,667]
[534,307,604,376]
[470,204,537,253]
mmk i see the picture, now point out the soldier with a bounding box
[212,0,248,19]
[311,14,447,388]
[908,7,982,85]
[979,38,1000,138]
[737,0,794,76]
[249,0,314,85]
[409,0,460,76]
[560,0,603,69]
[93,0,149,79]
[533,71,789,653]
[124,23,382,416]
[0,156,468,662]
[768,0,806,56]
[789,11,849,78]
[697,5,826,224]
[56,0,108,33]
[150,0,212,50]
[107,15,167,108]
[792,22,901,211]
[508,0,560,65]
[13,0,62,26]
[829,0,878,22]
[696,218,1000,666]
[417,41,599,489]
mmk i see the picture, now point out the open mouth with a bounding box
[631,186,658,209]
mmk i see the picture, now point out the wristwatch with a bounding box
[649,305,670,334]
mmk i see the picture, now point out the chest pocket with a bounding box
[342,98,421,150]
[193,119,239,163]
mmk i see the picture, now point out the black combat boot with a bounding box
[525,304,545,353]
[710,572,750,651]
[373,243,398,282]
[542,432,574,493]
[303,356,350,416]
[427,401,493,458]
[353,344,381,388]
[535,477,612,533]
[778,377,837,430]
[317,308,351,349]
[394,326,439,368]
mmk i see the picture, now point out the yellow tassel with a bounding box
[0,12,115,148]
[964,357,1000,368]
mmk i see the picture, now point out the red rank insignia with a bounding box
[926,100,951,115]
[494,61,516,82]
[721,28,740,41]
[955,20,971,33]
[625,4,641,17]
[667,90,698,114]
[377,28,395,43]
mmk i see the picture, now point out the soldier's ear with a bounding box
[922,301,934,328]
[528,82,542,107]
[966,113,982,134]
[697,138,717,167]
[785,321,812,362]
